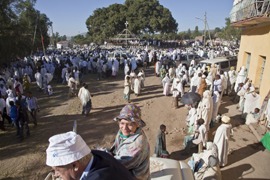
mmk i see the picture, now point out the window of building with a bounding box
[255,55,266,88]
[245,52,251,77]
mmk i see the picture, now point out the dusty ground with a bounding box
[0,66,270,180]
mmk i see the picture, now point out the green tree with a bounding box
[218,18,241,40]
[0,0,51,63]
[192,26,201,38]
[125,0,177,34]
[85,0,178,44]
[187,29,192,39]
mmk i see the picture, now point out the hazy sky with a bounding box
[35,0,233,36]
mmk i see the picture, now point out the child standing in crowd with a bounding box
[154,124,169,158]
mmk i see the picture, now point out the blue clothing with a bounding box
[81,150,134,180]
[10,105,17,122]
[80,157,93,180]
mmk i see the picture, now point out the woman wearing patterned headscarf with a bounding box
[111,104,150,180]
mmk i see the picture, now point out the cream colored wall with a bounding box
[237,24,270,103]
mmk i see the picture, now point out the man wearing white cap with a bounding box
[46,131,133,180]
[213,116,233,167]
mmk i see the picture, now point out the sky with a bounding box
[35,0,234,37]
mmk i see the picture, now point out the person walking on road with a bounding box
[78,83,93,117]
[213,116,233,167]
[26,91,39,126]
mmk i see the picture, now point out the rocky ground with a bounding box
[0,66,269,180]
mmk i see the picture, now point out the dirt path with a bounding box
[0,67,269,180]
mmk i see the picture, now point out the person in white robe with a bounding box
[133,77,141,96]
[245,108,260,125]
[234,66,247,92]
[192,119,207,151]
[111,59,119,77]
[137,70,145,88]
[162,74,171,96]
[65,69,72,84]
[123,75,131,103]
[155,61,161,77]
[190,73,202,93]
[206,71,214,91]
[124,62,130,76]
[171,78,180,108]
[212,91,221,123]
[209,64,217,81]
[228,67,237,95]
[78,83,92,116]
[186,105,197,134]
[35,71,43,90]
[197,90,213,132]
[129,70,136,91]
[68,75,77,96]
[213,116,233,167]
[222,71,229,95]
[243,87,260,116]
[6,92,15,117]
[168,66,176,79]
[184,118,206,151]
[178,75,185,98]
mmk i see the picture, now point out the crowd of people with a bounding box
[1,43,270,179]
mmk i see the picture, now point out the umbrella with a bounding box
[180,92,201,105]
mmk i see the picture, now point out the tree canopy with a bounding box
[85,0,178,44]
[0,0,51,63]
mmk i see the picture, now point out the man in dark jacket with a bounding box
[46,131,133,180]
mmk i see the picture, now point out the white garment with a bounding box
[193,124,207,147]
[155,61,161,75]
[213,79,222,92]
[243,92,260,114]
[112,60,119,76]
[162,76,171,96]
[213,123,232,166]
[35,72,42,89]
[68,77,76,89]
[133,78,141,95]
[245,113,259,125]
[186,107,197,133]
[212,91,221,122]
[78,87,91,106]
[124,64,130,76]
[6,96,15,116]
[234,66,247,92]
[228,70,237,85]
[197,91,213,131]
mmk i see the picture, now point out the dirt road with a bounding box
[0,67,269,180]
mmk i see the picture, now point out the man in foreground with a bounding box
[46,131,134,180]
